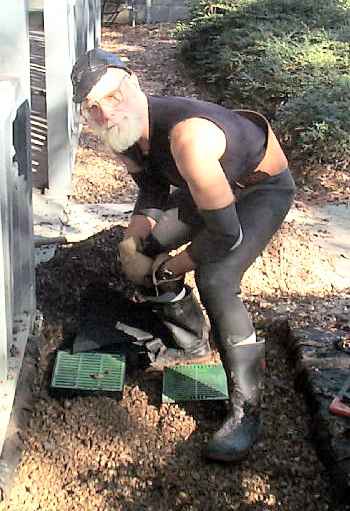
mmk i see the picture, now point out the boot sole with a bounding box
[204,426,262,463]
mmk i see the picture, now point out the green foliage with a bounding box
[176,0,350,168]
[275,76,350,167]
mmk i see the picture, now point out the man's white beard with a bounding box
[94,113,143,153]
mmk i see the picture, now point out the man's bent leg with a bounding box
[142,206,193,257]
[196,170,295,462]
[142,188,198,257]
[141,191,211,369]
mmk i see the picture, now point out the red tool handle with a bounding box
[329,397,350,418]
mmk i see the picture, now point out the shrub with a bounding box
[275,76,350,168]
[176,0,350,168]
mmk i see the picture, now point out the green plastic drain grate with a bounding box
[50,351,126,397]
[162,364,229,403]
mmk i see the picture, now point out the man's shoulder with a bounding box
[170,117,226,161]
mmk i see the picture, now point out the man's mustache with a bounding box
[91,115,143,153]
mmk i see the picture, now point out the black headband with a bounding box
[71,48,131,103]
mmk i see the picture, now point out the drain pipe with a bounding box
[146,0,152,24]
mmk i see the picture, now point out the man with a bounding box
[71,48,296,463]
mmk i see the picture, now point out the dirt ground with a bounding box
[1,24,350,511]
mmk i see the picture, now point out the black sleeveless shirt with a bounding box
[127,95,266,214]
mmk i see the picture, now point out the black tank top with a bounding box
[146,95,266,188]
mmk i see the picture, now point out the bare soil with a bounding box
[1,24,349,511]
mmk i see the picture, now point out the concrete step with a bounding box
[269,320,350,505]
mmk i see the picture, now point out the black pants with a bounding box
[146,169,296,345]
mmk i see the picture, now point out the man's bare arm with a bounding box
[167,117,240,271]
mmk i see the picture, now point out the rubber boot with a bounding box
[204,339,265,462]
[148,286,212,370]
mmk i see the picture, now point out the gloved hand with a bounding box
[118,235,154,286]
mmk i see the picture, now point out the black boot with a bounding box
[147,286,212,370]
[204,339,265,462]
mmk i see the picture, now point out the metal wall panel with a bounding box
[44,0,101,198]
[0,77,36,454]
[0,83,16,381]
[0,1,36,455]
[0,0,31,105]
[0,1,34,380]
[12,100,35,320]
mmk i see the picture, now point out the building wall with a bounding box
[31,1,190,24]
[147,0,189,23]
[115,0,190,24]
